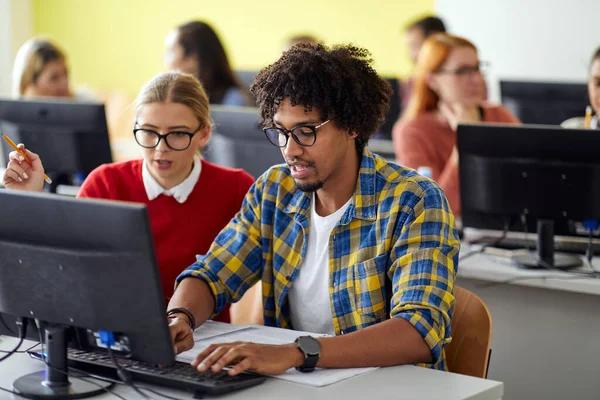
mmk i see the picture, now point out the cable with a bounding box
[0,319,42,400]
[0,342,40,354]
[0,318,27,362]
[33,321,125,400]
[460,217,510,261]
[67,365,182,400]
[67,366,182,400]
[0,336,24,362]
[103,334,150,400]
[0,385,41,399]
[583,219,599,274]
[141,387,183,400]
[0,313,17,336]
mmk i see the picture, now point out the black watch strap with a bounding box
[295,336,320,372]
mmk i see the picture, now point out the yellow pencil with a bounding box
[2,133,52,184]
[584,105,593,129]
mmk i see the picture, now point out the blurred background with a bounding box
[1,0,599,101]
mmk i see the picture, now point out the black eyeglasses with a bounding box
[436,62,489,77]
[263,119,333,148]
[133,123,203,151]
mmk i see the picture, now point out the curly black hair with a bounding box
[250,43,392,153]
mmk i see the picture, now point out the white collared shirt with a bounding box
[142,155,202,203]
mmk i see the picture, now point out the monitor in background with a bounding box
[499,80,588,125]
[377,77,402,141]
[235,70,258,91]
[206,105,284,178]
[457,123,600,270]
[0,191,172,398]
[0,98,112,191]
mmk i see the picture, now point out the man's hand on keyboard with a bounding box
[169,316,194,354]
[190,342,304,376]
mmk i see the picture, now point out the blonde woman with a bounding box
[4,71,262,324]
[12,37,74,98]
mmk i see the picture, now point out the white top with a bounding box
[142,155,201,203]
[288,194,352,335]
[560,115,598,129]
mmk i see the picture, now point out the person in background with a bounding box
[400,16,447,110]
[12,37,95,101]
[164,21,252,106]
[393,33,520,216]
[3,72,261,324]
[561,47,600,129]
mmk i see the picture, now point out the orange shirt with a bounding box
[393,104,520,215]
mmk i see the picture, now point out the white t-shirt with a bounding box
[288,193,352,335]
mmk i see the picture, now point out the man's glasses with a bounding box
[436,62,489,77]
[133,123,203,151]
[263,119,333,148]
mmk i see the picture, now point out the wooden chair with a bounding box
[445,286,493,378]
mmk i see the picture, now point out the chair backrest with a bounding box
[445,286,492,378]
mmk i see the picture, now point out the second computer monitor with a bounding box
[500,80,588,125]
[207,105,284,178]
[0,98,112,176]
[458,123,600,235]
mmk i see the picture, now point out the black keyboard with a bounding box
[469,235,594,255]
[65,348,266,396]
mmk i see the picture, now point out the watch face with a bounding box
[298,336,320,355]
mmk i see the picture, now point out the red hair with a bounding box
[402,33,477,121]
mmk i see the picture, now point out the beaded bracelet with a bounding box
[166,307,196,330]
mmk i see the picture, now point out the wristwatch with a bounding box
[295,336,320,372]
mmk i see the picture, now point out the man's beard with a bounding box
[295,179,324,192]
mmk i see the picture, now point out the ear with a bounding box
[196,125,211,149]
[425,72,439,93]
[347,130,359,140]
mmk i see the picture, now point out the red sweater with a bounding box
[77,159,255,322]
[393,104,520,215]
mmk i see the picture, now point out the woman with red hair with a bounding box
[393,33,519,215]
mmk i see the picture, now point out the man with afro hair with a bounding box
[169,43,460,375]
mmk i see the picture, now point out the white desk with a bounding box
[0,338,503,400]
[458,248,600,400]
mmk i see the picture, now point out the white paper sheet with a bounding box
[177,323,376,387]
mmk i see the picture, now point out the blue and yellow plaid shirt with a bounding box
[178,148,460,370]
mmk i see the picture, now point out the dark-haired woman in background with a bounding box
[164,21,252,106]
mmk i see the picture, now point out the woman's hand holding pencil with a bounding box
[2,135,47,192]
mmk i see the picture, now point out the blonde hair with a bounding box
[12,37,67,98]
[135,72,210,128]
[402,33,477,121]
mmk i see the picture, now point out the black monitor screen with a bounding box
[0,98,112,175]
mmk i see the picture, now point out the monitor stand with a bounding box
[513,219,583,270]
[13,325,113,399]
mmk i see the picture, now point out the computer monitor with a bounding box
[457,123,600,270]
[0,190,173,398]
[0,98,113,190]
[499,80,588,125]
[206,105,284,178]
[235,70,258,91]
[377,77,402,141]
